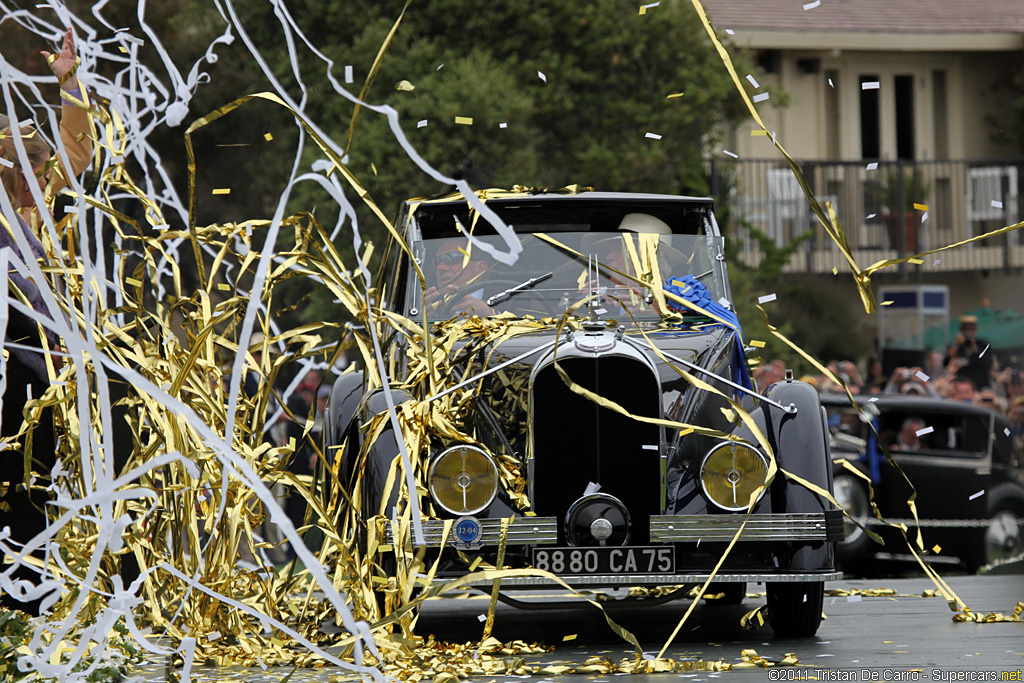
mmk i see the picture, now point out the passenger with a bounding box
[424,238,494,316]
[892,417,926,452]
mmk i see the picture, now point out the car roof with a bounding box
[819,392,1007,421]
[409,188,715,208]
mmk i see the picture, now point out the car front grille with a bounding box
[530,354,661,544]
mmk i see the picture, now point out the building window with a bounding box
[932,70,948,160]
[895,74,915,160]
[859,74,880,159]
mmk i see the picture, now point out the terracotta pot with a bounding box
[884,212,916,252]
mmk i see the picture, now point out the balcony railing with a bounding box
[707,158,1024,274]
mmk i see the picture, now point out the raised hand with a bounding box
[41,28,79,91]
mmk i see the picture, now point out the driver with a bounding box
[424,237,495,316]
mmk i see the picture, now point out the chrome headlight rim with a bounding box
[427,444,500,516]
[699,441,770,512]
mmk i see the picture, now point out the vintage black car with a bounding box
[824,393,1024,571]
[326,189,843,636]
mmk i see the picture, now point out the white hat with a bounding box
[617,213,672,235]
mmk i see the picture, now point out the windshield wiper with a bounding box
[487,272,553,306]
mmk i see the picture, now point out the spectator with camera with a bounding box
[947,315,992,390]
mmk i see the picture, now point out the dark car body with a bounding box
[823,393,1024,570]
[326,190,843,636]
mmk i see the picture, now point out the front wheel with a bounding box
[766,581,824,637]
[983,505,1024,567]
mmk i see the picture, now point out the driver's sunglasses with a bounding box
[435,251,464,266]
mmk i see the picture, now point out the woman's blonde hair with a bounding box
[0,125,52,209]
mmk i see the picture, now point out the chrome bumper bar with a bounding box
[650,511,844,543]
[387,511,843,547]
[433,571,843,588]
[387,517,559,547]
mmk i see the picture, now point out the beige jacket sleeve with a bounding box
[52,90,93,195]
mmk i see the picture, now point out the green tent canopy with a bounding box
[922,307,1024,351]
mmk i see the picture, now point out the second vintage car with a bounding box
[825,393,1024,571]
[326,188,843,636]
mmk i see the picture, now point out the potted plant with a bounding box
[880,166,931,252]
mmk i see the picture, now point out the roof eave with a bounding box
[729,29,1024,52]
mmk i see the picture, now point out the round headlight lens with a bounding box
[428,445,499,515]
[700,442,769,511]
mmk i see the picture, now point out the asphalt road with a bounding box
[133,571,1024,682]
[413,573,1024,679]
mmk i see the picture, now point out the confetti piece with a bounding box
[752,92,770,103]
[395,79,415,91]
[477,614,487,622]
[0,157,12,168]
[751,129,767,136]
[538,70,547,82]
[932,545,942,553]
[915,371,929,381]
[867,213,877,219]
[908,258,923,264]
[212,188,231,195]
[980,344,990,357]
[913,203,928,211]
[469,556,483,571]
[642,444,659,450]
[750,340,766,348]
[264,132,273,141]
[417,119,428,128]
[969,490,985,500]
[745,74,760,88]
[934,259,941,265]
[525,510,537,516]
[723,149,738,158]
[881,300,893,306]
[645,132,662,140]
[499,122,507,128]
[866,162,878,171]
[344,65,353,83]
[921,211,928,223]
[725,28,735,35]
[828,78,834,88]
[915,426,934,437]
[125,277,142,287]
[1006,428,1012,437]
[639,2,660,14]
[992,200,1004,209]
[803,0,820,8]
[832,267,838,275]
[455,116,473,125]
[862,81,880,90]
[757,293,776,304]
[217,283,231,291]
[666,92,684,98]
[371,162,378,175]
[563,634,577,641]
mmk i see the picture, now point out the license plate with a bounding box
[532,546,675,575]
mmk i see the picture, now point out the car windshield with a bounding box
[408,228,728,321]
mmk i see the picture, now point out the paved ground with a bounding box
[132,570,1024,682]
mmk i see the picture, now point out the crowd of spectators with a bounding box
[751,314,1024,429]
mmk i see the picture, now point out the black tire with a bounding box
[707,582,746,605]
[832,473,874,573]
[767,581,824,638]
[981,501,1024,568]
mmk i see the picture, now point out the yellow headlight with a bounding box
[428,445,499,515]
[700,442,768,511]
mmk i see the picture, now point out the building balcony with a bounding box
[707,158,1024,274]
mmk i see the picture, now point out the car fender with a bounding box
[324,370,365,456]
[756,379,836,572]
[357,387,417,518]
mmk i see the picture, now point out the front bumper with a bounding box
[431,571,843,588]
[386,510,843,547]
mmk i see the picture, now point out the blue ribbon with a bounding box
[663,275,753,391]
